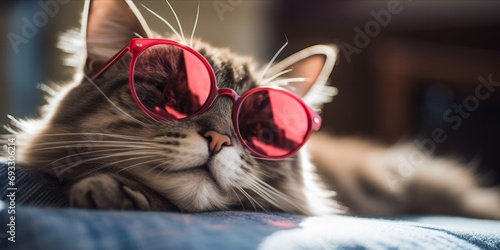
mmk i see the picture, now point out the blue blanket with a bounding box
[1,164,499,249]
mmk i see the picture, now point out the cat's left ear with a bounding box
[263,45,339,111]
[82,0,153,74]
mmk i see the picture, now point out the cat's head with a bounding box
[22,0,338,215]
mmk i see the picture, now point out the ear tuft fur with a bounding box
[303,82,338,112]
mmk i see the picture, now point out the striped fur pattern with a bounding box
[10,37,336,215]
[2,0,499,220]
[2,0,337,215]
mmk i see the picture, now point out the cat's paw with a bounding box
[69,174,151,210]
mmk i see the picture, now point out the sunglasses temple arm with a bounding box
[91,46,130,81]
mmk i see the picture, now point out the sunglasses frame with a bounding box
[91,38,322,159]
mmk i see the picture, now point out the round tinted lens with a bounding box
[133,44,212,119]
[237,89,309,157]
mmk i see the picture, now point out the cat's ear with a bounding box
[263,45,339,111]
[82,0,153,73]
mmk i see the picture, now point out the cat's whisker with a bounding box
[252,176,298,206]
[230,187,245,210]
[115,158,163,174]
[37,140,158,148]
[56,152,166,180]
[246,173,301,212]
[190,0,200,47]
[266,77,307,88]
[146,160,171,174]
[83,74,150,127]
[260,68,293,86]
[164,0,186,44]
[33,140,163,147]
[249,167,273,179]
[250,176,287,198]
[248,174,296,203]
[47,150,149,172]
[45,147,139,168]
[50,150,163,174]
[134,32,144,39]
[246,181,282,209]
[78,154,163,179]
[154,161,177,180]
[275,157,296,162]
[236,186,264,212]
[26,132,149,141]
[32,144,157,153]
[257,35,288,84]
[32,144,156,153]
[141,4,184,42]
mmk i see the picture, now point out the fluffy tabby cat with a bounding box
[3,0,500,220]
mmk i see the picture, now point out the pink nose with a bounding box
[204,131,231,154]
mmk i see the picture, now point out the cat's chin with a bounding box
[141,147,245,212]
[163,146,243,191]
[144,167,231,212]
[173,164,220,188]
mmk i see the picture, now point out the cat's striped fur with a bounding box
[2,0,499,219]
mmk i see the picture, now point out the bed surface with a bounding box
[1,163,499,250]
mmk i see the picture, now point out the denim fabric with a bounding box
[0,163,67,207]
[0,163,499,250]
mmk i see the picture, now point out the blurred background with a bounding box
[1,0,499,184]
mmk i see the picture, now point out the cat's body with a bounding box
[311,135,500,219]
[2,0,500,220]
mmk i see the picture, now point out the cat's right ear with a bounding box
[82,0,153,74]
[263,45,339,112]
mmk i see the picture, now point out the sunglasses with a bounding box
[92,38,322,159]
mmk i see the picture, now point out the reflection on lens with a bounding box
[133,44,211,119]
[238,89,309,157]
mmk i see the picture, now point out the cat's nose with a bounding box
[203,131,232,154]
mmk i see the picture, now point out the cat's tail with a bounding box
[309,133,500,220]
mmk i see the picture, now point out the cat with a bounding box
[2,0,500,220]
